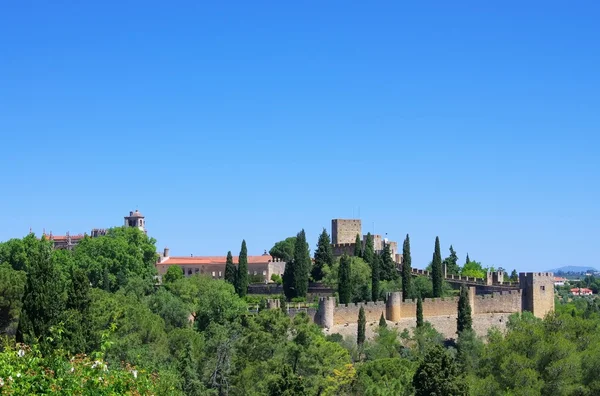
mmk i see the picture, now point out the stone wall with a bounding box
[474,290,522,314]
[332,301,386,325]
[400,297,460,318]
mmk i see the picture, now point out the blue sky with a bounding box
[1,2,598,271]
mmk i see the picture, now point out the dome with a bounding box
[128,209,144,218]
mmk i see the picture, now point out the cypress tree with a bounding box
[312,229,333,282]
[379,312,387,328]
[282,250,296,300]
[401,234,412,301]
[416,296,424,328]
[63,267,92,354]
[363,233,374,266]
[235,240,249,298]
[357,306,366,346]
[293,229,311,298]
[353,234,362,257]
[371,254,380,302]
[338,255,352,304]
[224,251,236,285]
[17,237,65,350]
[379,242,397,281]
[431,236,443,298]
[457,285,472,334]
[510,269,518,282]
[465,253,470,266]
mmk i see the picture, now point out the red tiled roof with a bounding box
[571,288,593,293]
[160,255,274,265]
[43,234,85,241]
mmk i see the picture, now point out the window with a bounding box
[195,268,199,274]
[263,270,267,276]
[212,271,216,277]
[253,271,257,275]
[188,269,192,275]
[219,271,222,277]
[540,285,545,291]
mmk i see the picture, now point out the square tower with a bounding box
[331,219,362,245]
[519,272,555,318]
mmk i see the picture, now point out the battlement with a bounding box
[332,243,356,248]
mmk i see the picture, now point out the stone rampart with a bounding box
[474,290,522,314]
[400,297,460,318]
[333,301,386,325]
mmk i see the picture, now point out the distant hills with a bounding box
[547,266,598,274]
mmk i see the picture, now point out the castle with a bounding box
[266,271,555,338]
[43,210,146,250]
[331,219,403,263]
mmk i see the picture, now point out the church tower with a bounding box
[124,209,146,233]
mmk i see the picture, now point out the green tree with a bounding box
[269,237,296,262]
[465,253,470,265]
[16,236,65,351]
[431,236,443,298]
[164,265,184,284]
[380,242,397,281]
[357,306,366,346]
[61,268,92,354]
[461,260,486,279]
[0,263,26,335]
[224,250,236,285]
[338,255,352,305]
[268,364,306,396]
[312,229,333,282]
[379,312,387,328]
[324,257,371,303]
[457,285,472,334]
[363,233,374,265]
[412,344,468,396]
[353,234,362,257]
[235,240,249,298]
[401,234,412,301]
[510,269,519,282]
[293,230,311,298]
[416,296,424,328]
[443,245,460,275]
[371,253,380,301]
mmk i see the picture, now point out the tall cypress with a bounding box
[401,234,412,301]
[338,255,352,304]
[357,306,366,346]
[371,254,380,302]
[312,229,333,282]
[293,229,311,298]
[235,240,249,298]
[379,312,387,328]
[353,234,362,257]
[363,233,374,266]
[224,251,236,285]
[431,237,443,298]
[380,242,397,281]
[63,267,92,354]
[465,253,470,266]
[416,296,424,328]
[17,237,65,350]
[457,285,472,334]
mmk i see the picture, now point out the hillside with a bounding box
[547,266,597,274]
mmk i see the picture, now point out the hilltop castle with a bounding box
[331,219,403,263]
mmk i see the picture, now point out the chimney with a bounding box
[163,247,170,258]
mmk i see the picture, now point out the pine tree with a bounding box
[379,312,387,328]
[379,242,397,281]
[363,233,374,265]
[338,255,352,304]
[17,237,65,350]
[293,229,311,298]
[357,306,366,346]
[413,344,468,396]
[235,240,249,298]
[312,229,333,282]
[401,234,412,301]
[431,236,443,298]
[353,234,362,257]
[457,285,472,334]
[224,251,236,285]
[62,268,92,354]
[371,254,380,302]
[416,296,424,328]
[465,253,470,266]
[510,269,519,282]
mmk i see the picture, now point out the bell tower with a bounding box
[124,209,146,233]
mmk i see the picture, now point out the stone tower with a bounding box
[124,209,146,233]
[331,219,362,245]
[519,272,555,318]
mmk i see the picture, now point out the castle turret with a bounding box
[386,292,402,322]
[520,272,555,318]
[316,297,335,329]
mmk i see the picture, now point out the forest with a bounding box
[1,227,599,395]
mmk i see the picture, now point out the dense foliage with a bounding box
[4,230,600,395]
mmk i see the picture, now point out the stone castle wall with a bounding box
[332,301,386,325]
[332,219,362,245]
[474,290,522,314]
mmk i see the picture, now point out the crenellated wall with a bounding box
[474,290,522,314]
[333,301,386,325]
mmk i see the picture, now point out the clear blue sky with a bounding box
[1,2,598,272]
